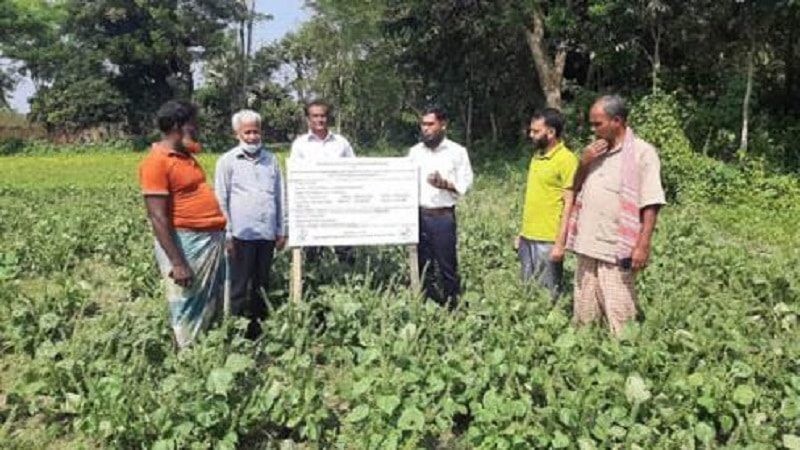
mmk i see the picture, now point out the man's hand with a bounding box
[549,243,566,262]
[581,140,609,166]
[427,171,453,191]
[276,235,287,251]
[631,242,650,271]
[225,238,236,258]
[513,235,521,251]
[169,262,194,288]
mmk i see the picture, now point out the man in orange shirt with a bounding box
[139,100,227,349]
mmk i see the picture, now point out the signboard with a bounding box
[287,157,419,247]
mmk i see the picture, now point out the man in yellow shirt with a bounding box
[516,108,578,302]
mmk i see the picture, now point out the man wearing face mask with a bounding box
[139,100,227,349]
[407,106,474,309]
[215,110,286,338]
[516,108,578,303]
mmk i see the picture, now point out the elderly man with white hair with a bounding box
[215,109,286,338]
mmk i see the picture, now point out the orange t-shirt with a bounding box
[138,144,226,231]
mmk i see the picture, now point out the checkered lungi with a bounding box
[573,254,637,335]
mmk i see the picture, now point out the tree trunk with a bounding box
[784,17,798,112]
[489,110,498,144]
[239,19,246,108]
[651,26,661,93]
[466,93,473,148]
[740,44,755,154]
[244,0,255,106]
[524,7,566,109]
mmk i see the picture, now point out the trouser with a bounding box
[517,237,563,302]
[573,253,638,336]
[418,207,460,308]
[229,238,275,322]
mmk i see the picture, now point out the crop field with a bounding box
[0,146,799,449]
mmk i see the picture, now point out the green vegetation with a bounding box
[3,1,799,172]
[0,97,798,448]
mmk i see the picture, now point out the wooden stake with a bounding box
[223,253,231,317]
[407,244,420,294]
[291,247,303,303]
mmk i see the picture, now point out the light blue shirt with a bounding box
[214,145,286,241]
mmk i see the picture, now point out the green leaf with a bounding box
[224,353,254,374]
[719,415,735,433]
[552,431,570,448]
[554,332,577,350]
[376,395,401,415]
[687,373,704,387]
[38,313,60,331]
[625,374,651,404]
[352,377,373,397]
[489,349,505,364]
[397,406,424,431]
[783,434,800,450]
[732,385,755,406]
[695,422,715,444]
[577,438,597,450]
[152,440,175,450]
[345,404,370,423]
[206,368,234,395]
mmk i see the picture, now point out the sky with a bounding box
[7,0,309,113]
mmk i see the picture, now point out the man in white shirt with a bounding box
[289,99,356,263]
[290,99,355,160]
[408,107,474,309]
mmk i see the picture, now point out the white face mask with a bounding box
[239,141,261,154]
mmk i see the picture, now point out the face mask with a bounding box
[421,130,445,148]
[181,138,202,154]
[239,141,261,154]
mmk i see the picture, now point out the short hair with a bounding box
[595,94,629,121]
[231,109,262,131]
[422,106,447,122]
[156,100,197,133]
[304,99,331,117]
[531,108,565,138]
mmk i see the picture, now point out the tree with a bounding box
[2,0,242,134]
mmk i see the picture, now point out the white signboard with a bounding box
[287,157,419,247]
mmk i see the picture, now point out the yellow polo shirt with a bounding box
[520,142,578,242]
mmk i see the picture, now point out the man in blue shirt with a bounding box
[215,110,286,337]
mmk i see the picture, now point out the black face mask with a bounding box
[421,131,445,148]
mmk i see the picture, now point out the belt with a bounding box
[420,206,454,216]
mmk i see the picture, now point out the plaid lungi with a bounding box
[573,254,637,336]
[154,230,225,349]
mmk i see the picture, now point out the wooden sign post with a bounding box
[287,158,420,302]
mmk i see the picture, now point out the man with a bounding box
[139,100,227,349]
[215,109,286,338]
[408,107,473,309]
[566,95,666,336]
[289,99,355,159]
[289,99,356,263]
[516,108,578,302]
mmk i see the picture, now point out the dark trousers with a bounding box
[229,238,275,322]
[418,208,460,308]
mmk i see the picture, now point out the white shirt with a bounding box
[407,138,473,208]
[289,131,355,160]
